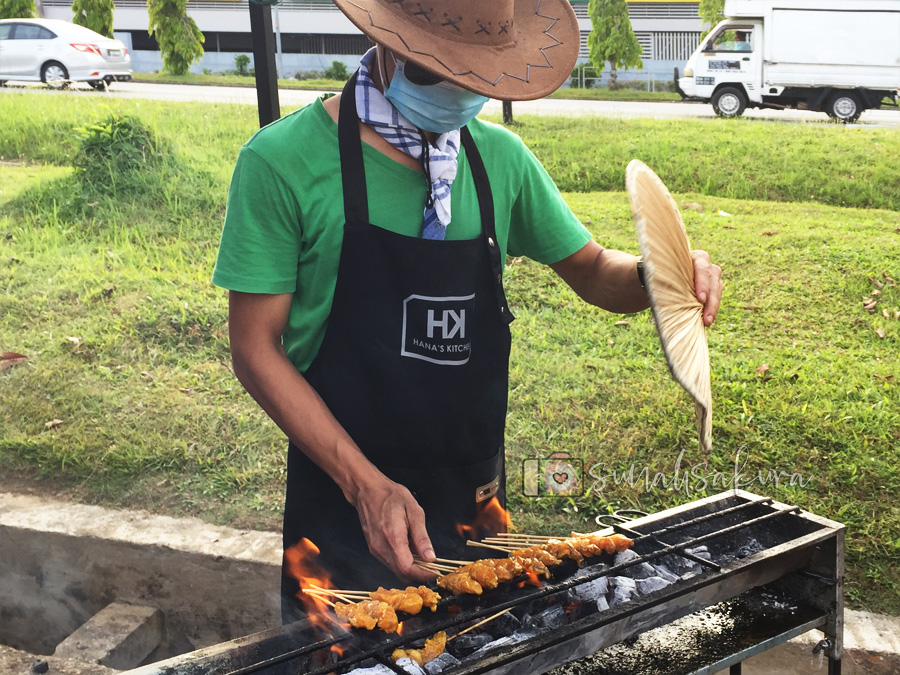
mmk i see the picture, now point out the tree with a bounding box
[699,0,726,39]
[0,0,36,19]
[147,0,205,76]
[72,0,115,38]
[587,0,643,90]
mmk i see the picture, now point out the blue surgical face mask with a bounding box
[382,56,489,134]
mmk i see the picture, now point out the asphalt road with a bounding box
[6,79,900,126]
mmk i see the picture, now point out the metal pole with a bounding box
[248,1,281,127]
[502,101,514,125]
[273,4,284,80]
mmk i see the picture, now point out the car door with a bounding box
[10,23,57,78]
[0,24,13,77]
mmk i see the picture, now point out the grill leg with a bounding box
[730,664,742,675]
[829,657,841,675]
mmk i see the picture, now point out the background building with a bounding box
[40,0,703,85]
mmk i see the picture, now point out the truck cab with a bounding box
[681,20,764,117]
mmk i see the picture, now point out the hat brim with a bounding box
[333,0,580,101]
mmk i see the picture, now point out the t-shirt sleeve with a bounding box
[212,146,302,294]
[506,139,593,265]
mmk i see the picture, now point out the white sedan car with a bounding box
[0,18,132,89]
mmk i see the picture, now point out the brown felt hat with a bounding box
[332,0,580,101]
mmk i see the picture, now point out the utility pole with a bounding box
[248,0,281,127]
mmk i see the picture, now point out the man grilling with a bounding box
[212,0,723,621]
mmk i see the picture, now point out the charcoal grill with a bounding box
[122,490,844,675]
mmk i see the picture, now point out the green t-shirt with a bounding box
[213,98,592,372]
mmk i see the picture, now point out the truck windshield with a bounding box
[707,29,753,52]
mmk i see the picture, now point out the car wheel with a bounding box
[712,87,747,118]
[87,79,107,90]
[826,91,862,123]
[41,61,70,88]
[0,81,6,87]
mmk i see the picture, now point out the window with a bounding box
[0,24,12,40]
[13,24,56,40]
[707,27,753,53]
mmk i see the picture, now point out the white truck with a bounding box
[675,0,900,122]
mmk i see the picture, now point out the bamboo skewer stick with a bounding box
[300,589,336,607]
[449,608,513,640]
[465,540,517,553]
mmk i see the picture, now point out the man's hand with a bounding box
[353,475,437,582]
[691,250,723,326]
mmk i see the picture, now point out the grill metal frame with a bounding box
[122,490,844,675]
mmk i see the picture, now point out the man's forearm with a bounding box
[551,242,650,314]
[231,341,382,506]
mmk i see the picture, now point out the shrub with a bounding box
[73,112,168,194]
[323,60,349,81]
[234,54,251,76]
[294,70,324,81]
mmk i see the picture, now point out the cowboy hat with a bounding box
[332,0,580,100]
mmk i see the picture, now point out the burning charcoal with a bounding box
[595,595,609,612]
[468,636,517,659]
[662,552,702,577]
[486,611,521,637]
[607,576,638,607]
[449,631,493,656]
[424,652,461,674]
[613,548,639,566]
[626,562,659,580]
[636,576,671,595]
[395,657,427,675]
[571,573,609,603]
[652,563,679,584]
[522,604,567,631]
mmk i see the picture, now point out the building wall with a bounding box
[41,0,703,83]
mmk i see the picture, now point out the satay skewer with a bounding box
[300,589,336,607]
[449,608,513,640]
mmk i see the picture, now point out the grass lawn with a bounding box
[130,71,682,101]
[1,92,898,614]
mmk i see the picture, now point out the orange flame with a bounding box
[283,538,335,616]
[455,497,514,541]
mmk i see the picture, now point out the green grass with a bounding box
[548,87,681,102]
[132,71,346,90]
[1,91,899,614]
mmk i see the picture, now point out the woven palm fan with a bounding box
[626,159,712,452]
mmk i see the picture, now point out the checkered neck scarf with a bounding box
[355,48,459,241]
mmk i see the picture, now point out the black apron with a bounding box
[282,74,514,616]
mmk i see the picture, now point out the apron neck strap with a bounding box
[338,71,370,226]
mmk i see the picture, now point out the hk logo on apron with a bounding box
[401,294,475,365]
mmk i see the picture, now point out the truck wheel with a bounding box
[712,87,747,118]
[826,92,862,123]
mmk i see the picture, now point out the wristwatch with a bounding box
[636,260,646,290]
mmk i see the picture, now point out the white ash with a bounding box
[394,656,427,675]
[569,568,609,604]
[344,665,396,675]
[424,652,461,674]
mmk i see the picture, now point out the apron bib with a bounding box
[282,74,514,615]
